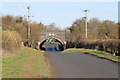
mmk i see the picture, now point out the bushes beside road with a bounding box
[66,39,120,56]
[2,30,23,54]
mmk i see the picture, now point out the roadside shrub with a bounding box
[2,30,22,54]
[104,39,120,56]
[66,41,75,48]
[66,39,120,56]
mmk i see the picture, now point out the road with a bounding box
[45,52,118,78]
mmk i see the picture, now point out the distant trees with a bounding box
[118,22,120,39]
[88,18,101,39]
[30,22,45,48]
[69,19,85,42]
[66,17,119,56]
[68,18,118,41]
[97,20,118,39]
[15,16,23,23]
[2,15,28,44]
[45,23,61,30]
[2,15,45,54]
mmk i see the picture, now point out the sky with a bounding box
[1,2,118,29]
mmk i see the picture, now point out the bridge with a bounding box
[37,30,70,51]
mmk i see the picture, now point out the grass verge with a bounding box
[2,47,51,78]
[62,48,119,63]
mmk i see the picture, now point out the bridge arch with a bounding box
[38,37,65,51]
[37,30,70,51]
[40,37,65,45]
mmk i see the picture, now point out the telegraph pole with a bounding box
[83,10,89,39]
[27,6,31,47]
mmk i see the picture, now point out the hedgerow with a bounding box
[66,39,120,56]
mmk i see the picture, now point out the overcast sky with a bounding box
[2,2,118,29]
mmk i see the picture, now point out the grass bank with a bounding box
[62,48,119,63]
[2,47,51,78]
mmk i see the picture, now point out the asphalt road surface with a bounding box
[45,52,118,78]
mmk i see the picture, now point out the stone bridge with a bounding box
[38,30,70,50]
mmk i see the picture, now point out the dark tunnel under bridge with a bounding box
[38,38,66,51]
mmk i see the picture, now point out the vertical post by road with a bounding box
[27,6,34,47]
[118,2,120,39]
[83,10,89,39]
[27,6,30,47]
[27,6,31,47]
[118,2,120,61]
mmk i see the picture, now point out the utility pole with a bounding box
[83,10,89,39]
[27,6,31,47]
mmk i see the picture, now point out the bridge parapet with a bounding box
[40,30,69,43]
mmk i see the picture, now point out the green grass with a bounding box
[62,48,119,62]
[30,50,51,77]
[2,47,51,78]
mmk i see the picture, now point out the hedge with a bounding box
[66,39,120,56]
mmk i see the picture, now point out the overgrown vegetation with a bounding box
[2,15,45,54]
[2,47,51,78]
[2,30,22,54]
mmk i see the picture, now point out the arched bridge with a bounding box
[38,30,70,51]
